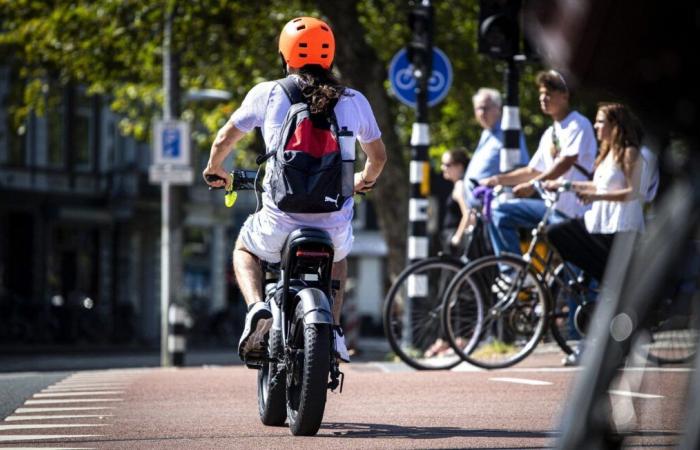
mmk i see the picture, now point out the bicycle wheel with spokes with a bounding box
[383,256,465,370]
[547,264,581,355]
[444,254,550,369]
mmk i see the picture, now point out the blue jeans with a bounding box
[488,198,568,257]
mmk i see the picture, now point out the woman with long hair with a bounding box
[545,102,645,282]
[544,102,645,365]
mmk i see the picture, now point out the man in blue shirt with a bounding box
[464,88,529,206]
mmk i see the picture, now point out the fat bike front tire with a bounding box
[286,323,331,436]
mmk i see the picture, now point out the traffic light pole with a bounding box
[500,57,522,172]
[405,0,433,346]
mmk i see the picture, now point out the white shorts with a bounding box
[238,209,354,263]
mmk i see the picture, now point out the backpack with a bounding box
[257,76,349,214]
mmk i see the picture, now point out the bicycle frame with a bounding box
[491,184,589,316]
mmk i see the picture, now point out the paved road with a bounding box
[0,350,689,449]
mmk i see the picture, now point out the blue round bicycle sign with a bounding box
[388,47,453,108]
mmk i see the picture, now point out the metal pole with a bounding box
[499,57,522,173]
[160,179,171,367]
[405,0,433,346]
[160,4,174,368]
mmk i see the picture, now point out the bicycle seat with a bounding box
[281,228,334,269]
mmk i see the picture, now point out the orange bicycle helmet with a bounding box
[278,17,335,70]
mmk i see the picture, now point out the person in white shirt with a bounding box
[203,17,387,363]
[480,70,597,260]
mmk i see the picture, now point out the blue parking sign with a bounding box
[153,120,190,166]
[388,47,453,108]
[163,128,181,158]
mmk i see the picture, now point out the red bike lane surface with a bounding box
[33,363,572,449]
[0,350,685,449]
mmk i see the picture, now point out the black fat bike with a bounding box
[207,171,344,436]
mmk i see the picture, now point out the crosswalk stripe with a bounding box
[44,385,127,391]
[0,434,101,442]
[34,392,124,398]
[5,414,113,421]
[24,399,122,405]
[0,424,108,431]
[15,407,115,414]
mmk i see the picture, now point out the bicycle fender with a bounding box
[294,288,333,326]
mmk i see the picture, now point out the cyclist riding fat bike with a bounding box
[202,16,387,364]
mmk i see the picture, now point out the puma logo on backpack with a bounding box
[257,76,348,214]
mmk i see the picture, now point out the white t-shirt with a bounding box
[230,77,382,228]
[529,110,597,218]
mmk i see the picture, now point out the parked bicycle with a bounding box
[207,170,344,436]
[382,183,494,370]
[441,181,598,369]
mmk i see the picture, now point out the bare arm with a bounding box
[513,154,578,197]
[203,118,247,188]
[577,147,641,203]
[354,138,387,193]
[481,165,540,187]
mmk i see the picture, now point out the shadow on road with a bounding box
[320,422,679,447]
[321,422,556,440]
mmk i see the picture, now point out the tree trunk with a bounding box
[317,0,408,282]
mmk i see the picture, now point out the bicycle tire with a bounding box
[383,256,465,370]
[639,297,699,365]
[547,264,578,355]
[286,322,330,436]
[443,254,551,369]
[257,328,287,426]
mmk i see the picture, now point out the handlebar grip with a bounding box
[205,174,227,190]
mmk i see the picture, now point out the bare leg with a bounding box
[233,237,263,306]
[331,258,347,325]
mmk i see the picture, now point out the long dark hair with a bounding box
[594,102,640,169]
[294,65,349,115]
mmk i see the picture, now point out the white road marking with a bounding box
[45,385,127,391]
[0,424,108,431]
[490,377,553,386]
[451,362,485,372]
[5,414,113,421]
[24,399,122,405]
[33,391,124,398]
[0,447,95,449]
[14,407,115,414]
[608,389,664,399]
[0,434,101,442]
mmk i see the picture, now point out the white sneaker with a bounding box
[334,328,351,363]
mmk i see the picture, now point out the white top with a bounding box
[584,152,645,234]
[529,110,597,218]
[230,77,382,227]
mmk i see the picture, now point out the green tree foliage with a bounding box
[1,0,561,278]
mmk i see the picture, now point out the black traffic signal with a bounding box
[478,0,521,60]
[407,1,434,76]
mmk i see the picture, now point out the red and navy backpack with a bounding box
[257,76,347,213]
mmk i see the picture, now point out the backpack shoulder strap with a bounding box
[276,76,304,105]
